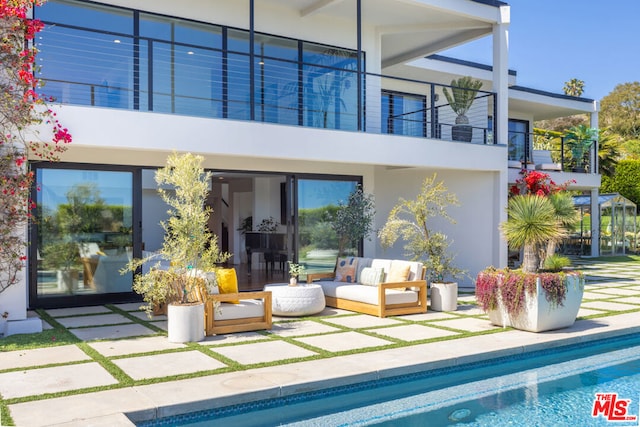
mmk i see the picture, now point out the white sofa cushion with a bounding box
[320,282,418,305]
[215,299,264,321]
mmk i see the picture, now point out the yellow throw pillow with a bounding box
[386,262,411,290]
[335,257,358,283]
[216,268,239,304]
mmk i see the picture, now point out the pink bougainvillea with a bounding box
[1,0,71,294]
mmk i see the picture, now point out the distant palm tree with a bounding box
[597,128,621,177]
[501,195,564,273]
[563,78,585,97]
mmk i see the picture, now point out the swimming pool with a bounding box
[138,333,640,426]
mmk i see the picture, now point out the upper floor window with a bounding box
[35,0,362,131]
[382,91,426,137]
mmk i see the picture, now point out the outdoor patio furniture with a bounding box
[533,149,561,171]
[263,283,325,316]
[307,257,427,318]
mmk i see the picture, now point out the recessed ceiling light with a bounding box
[114,39,121,43]
[187,51,194,55]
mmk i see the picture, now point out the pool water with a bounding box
[138,333,640,427]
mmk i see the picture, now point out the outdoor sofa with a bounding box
[307,257,427,318]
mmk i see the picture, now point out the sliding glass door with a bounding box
[296,177,359,276]
[32,166,136,306]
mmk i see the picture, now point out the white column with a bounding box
[492,5,510,268]
[590,100,600,257]
[492,6,509,147]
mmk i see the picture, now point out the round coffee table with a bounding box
[263,283,326,316]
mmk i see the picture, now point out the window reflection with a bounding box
[36,0,361,129]
[297,179,358,275]
[36,169,134,296]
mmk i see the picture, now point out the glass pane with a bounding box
[37,0,133,33]
[255,58,298,125]
[228,53,251,120]
[508,120,529,162]
[297,179,358,276]
[303,65,357,130]
[140,13,222,48]
[36,26,134,108]
[36,169,134,296]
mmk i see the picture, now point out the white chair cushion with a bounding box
[320,282,418,305]
[215,299,264,321]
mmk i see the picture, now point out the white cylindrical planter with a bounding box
[430,282,458,311]
[168,303,205,343]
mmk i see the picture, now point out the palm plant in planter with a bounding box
[476,171,584,332]
[125,152,230,342]
[442,76,483,142]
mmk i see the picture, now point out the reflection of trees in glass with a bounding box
[284,47,358,129]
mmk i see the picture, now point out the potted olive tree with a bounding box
[442,76,483,142]
[126,152,229,343]
[378,174,465,311]
[476,171,584,332]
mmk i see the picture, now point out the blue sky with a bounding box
[446,0,639,101]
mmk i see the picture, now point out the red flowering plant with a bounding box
[0,0,71,295]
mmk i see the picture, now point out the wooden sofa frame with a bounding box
[158,276,272,335]
[307,267,427,318]
[204,291,272,335]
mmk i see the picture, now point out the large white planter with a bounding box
[488,274,584,332]
[430,282,458,311]
[168,302,205,343]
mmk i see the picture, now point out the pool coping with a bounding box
[12,311,638,426]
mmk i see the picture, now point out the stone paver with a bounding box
[581,301,640,312]
[294,331,394,353]
[0,362,117,399]
[577,307,607,318]
[450,304,485,316]
[267,320,342,337]
[128,311,166,322]
[69,323,158,341]
[588,288,640,296]
[112,303,145,311]
[432,316,502,333]
[367,324,460,342]
[112,351,227,380]
[89,336,185,357]
[212,340,317,364]
[614,296,640,305]
[199,331,269,346]
[400,311,459,321]
[321,314,404,329]
[45,306,112,317]
[57,313,133,328]
[0,345,89,370]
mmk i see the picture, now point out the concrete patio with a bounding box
[1,258,639,426]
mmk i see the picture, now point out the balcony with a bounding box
[508,130,598,174]
[35,11,497,147]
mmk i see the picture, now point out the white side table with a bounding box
[263,284,326,316]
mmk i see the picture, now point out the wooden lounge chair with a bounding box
[161,269,272,336]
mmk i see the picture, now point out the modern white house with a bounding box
[1,0,601,327]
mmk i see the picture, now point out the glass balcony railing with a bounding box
[508,130,598,174]
[35,0,497,146]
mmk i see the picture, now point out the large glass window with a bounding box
[382,91,426,136]
[303,43,358,130]
[36,0,362,130]
[296,178,359,276]
[35,168,134,297]
[508,119,530,162]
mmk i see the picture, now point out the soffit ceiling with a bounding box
[261,0,496,67]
